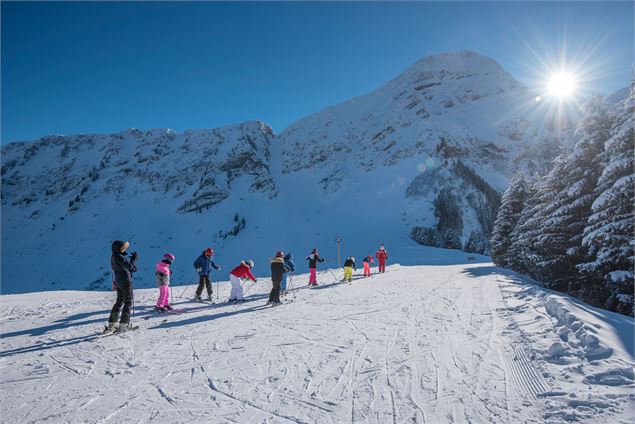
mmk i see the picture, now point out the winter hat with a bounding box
[163,253,175,262]
[242,259,254,268]
[276,251,284,258]
[205,248,214,256]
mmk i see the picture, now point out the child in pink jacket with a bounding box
[155,253,175,311]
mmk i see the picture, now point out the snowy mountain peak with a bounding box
[388,50,518,91]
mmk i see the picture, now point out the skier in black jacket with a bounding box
[268,251,286,305]
[106,240,137,332]
[306,248,325,286]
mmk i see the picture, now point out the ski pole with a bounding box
[242,280,258,297]
[177,271,197,298]
[289,273,296,299]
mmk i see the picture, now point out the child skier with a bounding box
[305,248,325,286]
[155,253,175,312]
[281,252,296,296]
[343,257,356,282]
[106,240,138,332]
[228,260,256,302]
[376,244,388,273]
[193,247,221,301]
[268,251,285,306]
[362,255,374,277]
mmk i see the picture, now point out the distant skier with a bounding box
[343,256,356,282]
[193,248,221,301]
[305,248,325,286]
[268,251,285,306]
[154,253,175,312]
[106,240,138,332]
[376,244,388,273]
[281,252,295,296]
[362,255,374,277]
[228,260,256,302]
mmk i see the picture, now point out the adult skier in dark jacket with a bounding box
[107,240,137,332]
[193,248,221,301]
[268,251,286,305]
[305,248,325,286]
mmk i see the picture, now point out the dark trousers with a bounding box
[109,284,133,324]
[196,275,212,297]
[268,280,281,303]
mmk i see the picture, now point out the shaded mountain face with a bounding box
[1,51,567,293]
[2,121,276,215]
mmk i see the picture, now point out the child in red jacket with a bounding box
[229,260,256,302]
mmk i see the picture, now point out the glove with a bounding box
[130,251,138,261]
[196,267,202,272]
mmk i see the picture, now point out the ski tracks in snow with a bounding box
[1,264,633,423]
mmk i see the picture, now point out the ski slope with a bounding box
[1,262,633,423]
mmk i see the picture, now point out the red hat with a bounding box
[205,248,214,256]
[276,251,284,258]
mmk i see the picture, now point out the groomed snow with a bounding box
[1,261,633,423]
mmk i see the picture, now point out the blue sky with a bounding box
[2,1,633,143]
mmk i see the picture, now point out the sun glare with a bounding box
[547,72,577,98]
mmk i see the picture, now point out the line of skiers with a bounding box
[107,239,388,332]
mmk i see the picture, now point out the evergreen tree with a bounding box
[491,174,528,267]
[522,154,573,290]
[578,81,635,315]
[541,96,613,298]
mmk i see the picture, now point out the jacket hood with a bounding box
[111,240,125,254]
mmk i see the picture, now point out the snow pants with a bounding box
[109,284,133,324]
[196,275,213,298]
[268,279,281,303]
[344,267,354,282]
[156,285,170,308]
[229,274,244,301]
[378,259,386,273]
[309,268,317,285]
[363,262,371,277]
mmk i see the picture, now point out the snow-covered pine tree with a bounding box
[491,173,528,268]
[507,178,538,274]
[522,153,573,291]
[578,81,635,316]
[540,96,613,299]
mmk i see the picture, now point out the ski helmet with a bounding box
[163,253,175,262]
[205,248,214,256]
[276,251,284,258]
[246,260,254,268]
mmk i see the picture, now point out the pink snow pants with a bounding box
[363,262,371,277]
[309,268,317,285]
[156,285,170,308]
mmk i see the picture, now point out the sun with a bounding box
[547,72,577,98]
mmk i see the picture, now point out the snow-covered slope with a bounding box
[2,51,567,294]
[1,261,633,423]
